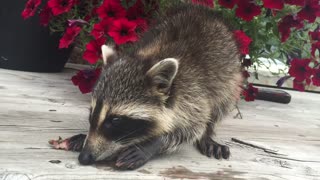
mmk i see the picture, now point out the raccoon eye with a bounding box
[111,117,121,126]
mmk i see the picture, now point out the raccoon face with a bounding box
[78,45,179,165]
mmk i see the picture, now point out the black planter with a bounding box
[0,1,72,72]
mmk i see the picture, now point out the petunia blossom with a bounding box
[22,0,42,20]
[309,30,320,41]
[234,30,252,55]
[218,0,238,9]
[263,0,284,10]
[59,26,82,49]
[312,68,320,86]
[284,0,305,6]
[235,0,262,21]
[242,83,258,101]
[83,38,107,64]
[288,58,312,81]
[96,0,126,20]
[39,4,52,26]
[297,0,320,23]
[311,42,320,57]
[108,19,138,45]
[90,19,111,39]
[278,15,303,42]
[71,68,101,94]
[48,0,77,16]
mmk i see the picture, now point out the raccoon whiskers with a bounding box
[114,128,144,143]
[134,144,151,158]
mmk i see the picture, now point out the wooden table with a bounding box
[0,66,319,180]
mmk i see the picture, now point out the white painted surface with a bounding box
[0,66,319,180]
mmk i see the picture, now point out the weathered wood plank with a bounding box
[0,66,320,180]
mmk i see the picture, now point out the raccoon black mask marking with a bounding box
[78,4,242,170]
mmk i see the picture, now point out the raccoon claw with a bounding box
[196,137,230,160]
[115,146,150,170]
[49,134,86,152]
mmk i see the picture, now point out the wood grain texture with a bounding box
[0,65,320,180]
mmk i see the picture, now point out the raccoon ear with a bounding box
[146,58,179,94]
[101,45,115,65]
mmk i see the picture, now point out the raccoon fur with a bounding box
[77,4,242,170]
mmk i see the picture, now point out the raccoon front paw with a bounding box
[115,146,151,170]
[49,134,86,152]
[196,137,230,160]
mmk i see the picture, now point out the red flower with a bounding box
[278,15,303,42]
[311,42,320,57]
[288,59,312,81]
[48,0,77,16]
[22,0,42,20]
[284,0,305,6]
[263,0,284,10]
[312,68,320,86]
[71,68,101,94]
[309,30,320,41]
[242,70,250,78]
[59,26,82,49]
[235,0,262,21]
[297,0,320,23]
[96,0,126,20]
[191,0,214,8]
[108,19,138,45]
[293,79,305,91]
[126,0,146,20]
[39,5,52,26]
[91,19,111,39]
[242,83,258,101]
[218,0,238,9]
[83,38,107,64]
[234,30,252,55]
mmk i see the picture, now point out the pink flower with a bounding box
[284,0,305,6]
[90,19,111,40]
[22,0,42,20]
[108,19,138,45]
[288,59,312,81]
[278,15,303,42]
[218,0,238,9]
[263,0,284,10]
[312,68,320,86]
[297,0,320,23]
[234,30,252,55]
[59,26,82,49]
[235,0,262,21]
[39,5,52,26]
[311,42,320,57]
[242,83,258,101]
[48,0,77,16]
[83,38,107,64]
[71,68,101,94]
[96,0,126,20]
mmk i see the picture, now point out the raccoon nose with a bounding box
[78,151,95,165]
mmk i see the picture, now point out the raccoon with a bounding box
[58,4,243,170]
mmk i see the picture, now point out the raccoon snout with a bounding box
[78,150,95,165]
